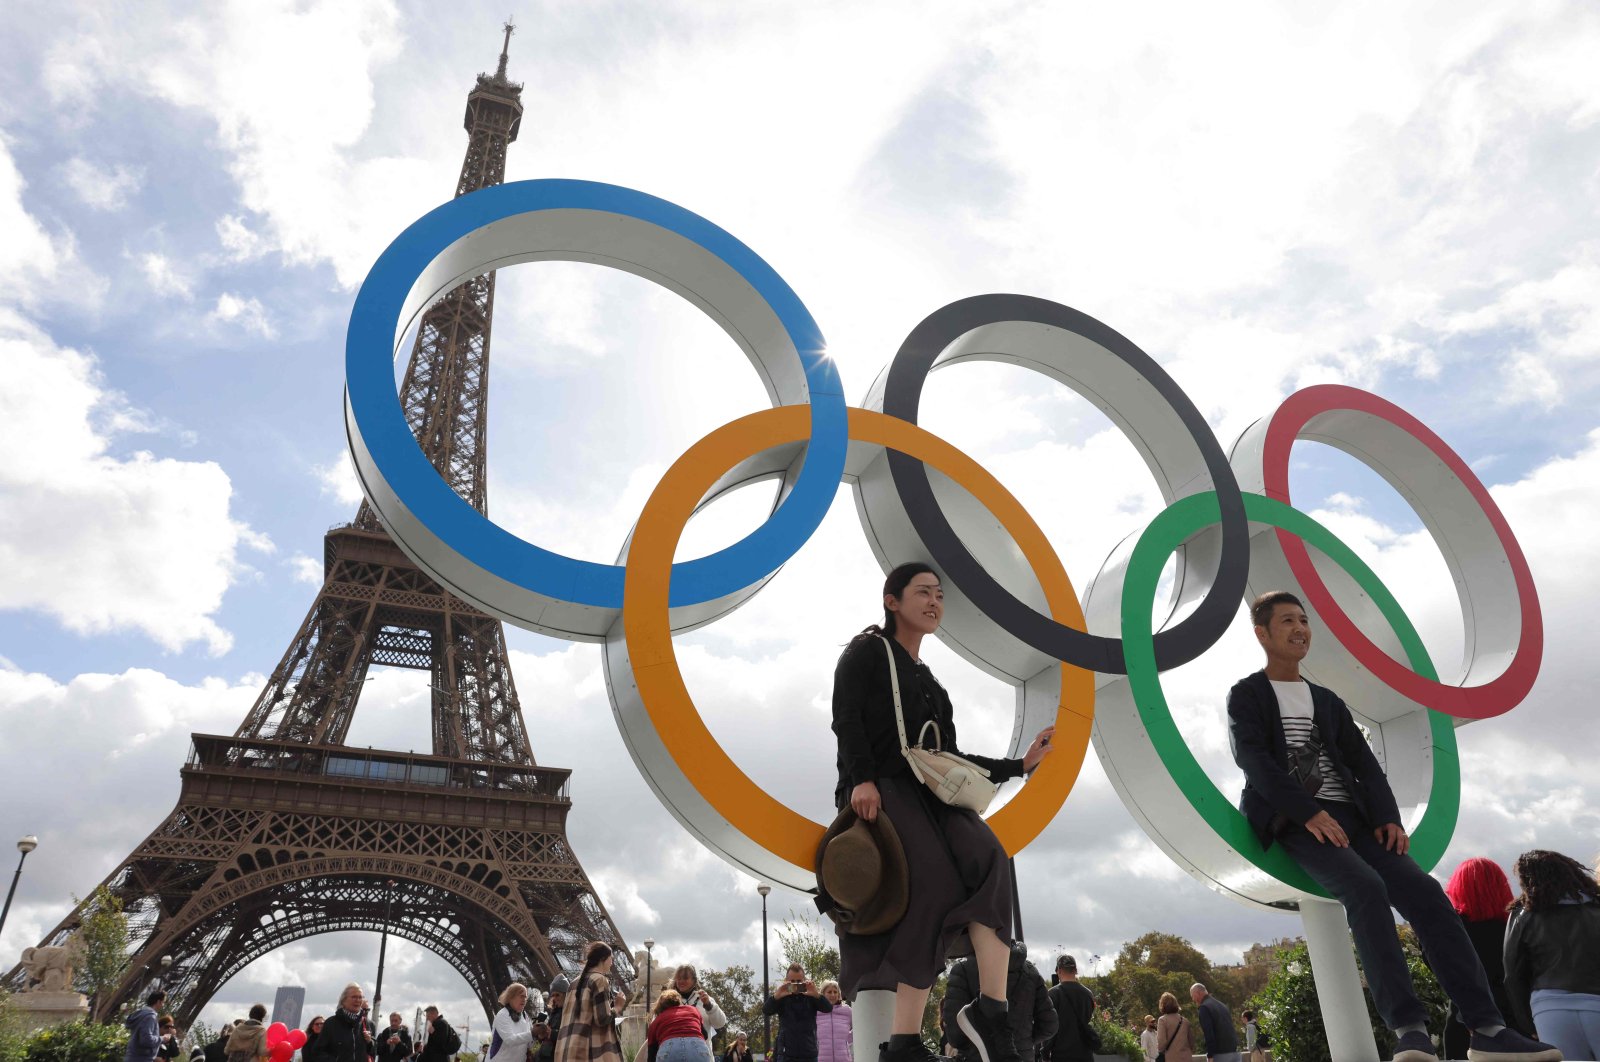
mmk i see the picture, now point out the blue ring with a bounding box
[345,179,846,608]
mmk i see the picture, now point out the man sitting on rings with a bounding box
[1228,591,1560,1062]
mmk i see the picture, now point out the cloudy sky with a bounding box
[4,0,1600,1036]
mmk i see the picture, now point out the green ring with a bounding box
[1120,491,1460,897]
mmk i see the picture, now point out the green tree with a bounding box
[1095,932,1221,1037]
[1243,933,1449,1062]
[774,913,840,987]
[922,971,947,1048]
[700,965,764,1054]
[186,1021,215,1053]
[72,888,130,1017]
[2,991,30,1062]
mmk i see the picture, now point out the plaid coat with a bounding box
[554,974,622,1062]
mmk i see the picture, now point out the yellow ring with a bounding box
[623,406,1095,869]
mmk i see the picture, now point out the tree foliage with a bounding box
[1244,933,1447,1062]
[700,965,765,1054]
[774,913,840,988]
[1085,931,1244,1046]
[1091,1014,1142,1062]
[21,1021,128,1062]
[72,888,130,1015]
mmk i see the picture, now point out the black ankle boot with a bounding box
[879,1036,941,1062]
[955,1001,1021,1062]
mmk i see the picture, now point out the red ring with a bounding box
[1260,384,1541,719]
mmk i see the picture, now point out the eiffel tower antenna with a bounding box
[496,18,515,80]
[3,24,631,1024]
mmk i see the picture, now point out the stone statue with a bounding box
[628,950,672,1007]
[20,936,85,994]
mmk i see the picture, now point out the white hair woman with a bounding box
[305,984,374,1062]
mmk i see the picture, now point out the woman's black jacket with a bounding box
[308,1013,376,1062]
[1503,897,1600,1033]
[832,633,1021,809]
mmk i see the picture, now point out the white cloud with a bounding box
[216,213,265,260]
[61,156,144,211]
[210,291,274,337]
[315,451,364,506]
[139,251,194,299]
[134,0,434,289]
[0,311,269,654]
[0,662,262,983]
[288,553,323,585]
[0,135,64,305]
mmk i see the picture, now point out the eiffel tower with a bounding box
[2,24,632,1025]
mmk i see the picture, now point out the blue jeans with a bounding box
[658,1039,713,1062]
[1278,800,1502,1030]
[1531,992,1600,1061]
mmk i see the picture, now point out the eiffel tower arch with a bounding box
[2,24,634,1025]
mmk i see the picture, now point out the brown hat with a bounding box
[814,806,909,935]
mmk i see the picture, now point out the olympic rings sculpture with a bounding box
[345,179,1542,910]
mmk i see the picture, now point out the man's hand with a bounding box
[1374,822,1409,854]
[1304,810,1350,847]
[1022,727,1056,774]
[850,781,880,822]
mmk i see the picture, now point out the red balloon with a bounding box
[270,1043,294,1062]
[266,1023,290,1048]
[287,1031,308,1051]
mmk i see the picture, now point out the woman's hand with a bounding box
[850,781,881,822]
[1022,726,1056,773]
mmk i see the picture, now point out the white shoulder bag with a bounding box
[879,635,999,814]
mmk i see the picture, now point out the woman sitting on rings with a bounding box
[831,562,1054,1062]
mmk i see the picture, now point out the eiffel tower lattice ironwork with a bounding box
[2,23,633,1025]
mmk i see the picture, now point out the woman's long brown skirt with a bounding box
[837,775,1013,996]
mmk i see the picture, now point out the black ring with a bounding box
[880,293,1251,674]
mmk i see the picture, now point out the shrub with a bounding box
[1091,1015,1142,1062]
[22,1021,128,1062]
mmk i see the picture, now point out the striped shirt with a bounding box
[1270,679,1352,803]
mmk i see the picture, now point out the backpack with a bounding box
[1257,1028,1271,1049]
[434,1027,461,1056]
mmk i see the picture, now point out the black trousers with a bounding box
[1278,800,1502,1031]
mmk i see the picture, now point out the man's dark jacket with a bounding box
[1195,995,1237,1054]
[1041,981,1095,1062]
[308,1012,376,1062]
[204,1035,230,1062]
[378,1028,412,1062]
[761,991,831,1060]
[941,950,1058,1061]
[418,1018,458,1062]
[1227,670,1400,849]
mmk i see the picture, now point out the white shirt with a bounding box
[1270,679,1351,803]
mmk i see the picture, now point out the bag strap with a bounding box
[878,635,943,753]
[1161,1017,1182,1053]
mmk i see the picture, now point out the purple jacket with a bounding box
[815,1003,852,1062]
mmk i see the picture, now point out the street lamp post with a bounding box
[643,938,655,1011]
[0,836,39,941]
[757,885,771,1056]
[373,879,398,1011]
